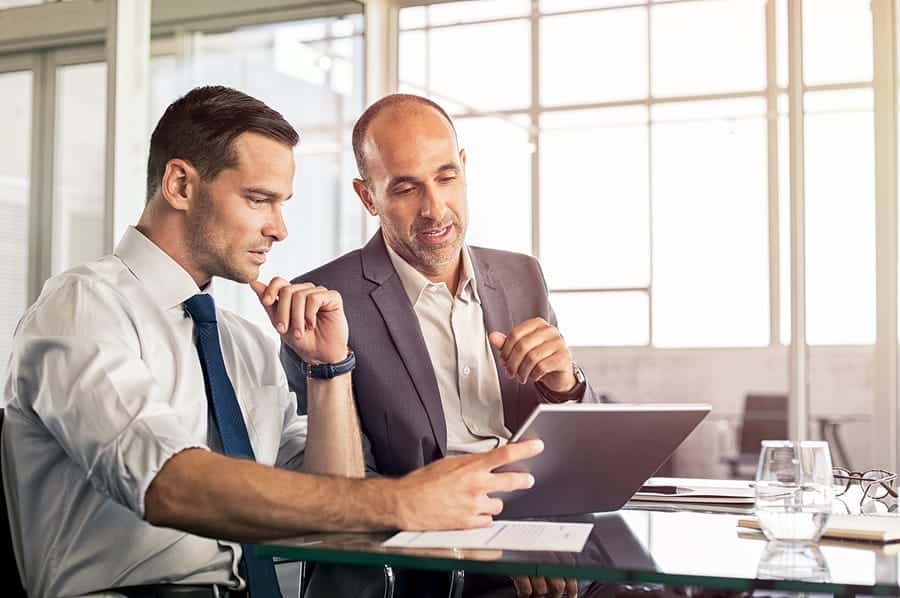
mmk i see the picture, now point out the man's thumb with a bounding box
[249,279,266,299]
[488,331,507,350]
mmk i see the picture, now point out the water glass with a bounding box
[754,440,833,544]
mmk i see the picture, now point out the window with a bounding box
[150,16,365,332]
[53,62,107,274]
[400,0,877,348]
[0,69,32,384]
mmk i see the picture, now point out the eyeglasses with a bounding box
[832,468,898,508]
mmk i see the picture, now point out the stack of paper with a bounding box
[632,477,755,505]
[738,514,900,543]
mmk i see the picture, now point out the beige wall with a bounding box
[572,345,876,478]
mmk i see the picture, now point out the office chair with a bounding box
[0,409,28,597]
[721,394,788,479]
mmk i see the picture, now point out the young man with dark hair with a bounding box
[2,86,541,598]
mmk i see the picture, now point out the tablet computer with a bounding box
[493,403,711,518]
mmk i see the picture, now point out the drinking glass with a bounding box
[754,440,833,544]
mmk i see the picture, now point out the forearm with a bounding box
[302,373,364,477]
[145,448,397,542]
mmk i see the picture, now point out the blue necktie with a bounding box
[184,294,282,598]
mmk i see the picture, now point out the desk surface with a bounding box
[259,503,900,595]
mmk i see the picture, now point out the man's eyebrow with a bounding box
[387,176,420,188]
[387,164,460,188]
[242,186,292,201]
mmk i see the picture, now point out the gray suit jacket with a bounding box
[281,231,603,476]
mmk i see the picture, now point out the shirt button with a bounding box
[463,366,471,376]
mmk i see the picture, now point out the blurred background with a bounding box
[1,0,897,480]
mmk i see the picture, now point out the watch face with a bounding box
[574,364,586,383]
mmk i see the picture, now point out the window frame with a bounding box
[396,0,879,350]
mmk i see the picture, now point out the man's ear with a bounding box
[459,148,466,168]
[353,178,378,216]
[160,159,199,211]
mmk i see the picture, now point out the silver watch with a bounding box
[573,362,586,385]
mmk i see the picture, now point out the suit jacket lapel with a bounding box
[362,232,448,455]
[469,248,522,432]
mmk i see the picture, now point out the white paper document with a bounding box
[383,520,594,552]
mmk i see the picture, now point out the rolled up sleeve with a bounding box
[11,278,207,519]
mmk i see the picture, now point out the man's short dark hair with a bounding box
[351,93,457,183]
[146,85,299,201]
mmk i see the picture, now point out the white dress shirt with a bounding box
[1,227,307,598]
[385,243,510,455]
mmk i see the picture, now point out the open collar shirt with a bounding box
[1,226,307,598]
[385,242,510,455]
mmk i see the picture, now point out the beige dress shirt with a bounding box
[2,227,307,598]
[386,243,510,455]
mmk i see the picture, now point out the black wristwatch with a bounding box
[300,351,356,379]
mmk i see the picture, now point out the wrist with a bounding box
[300,350,355,379]
[303,346,350,366]
[371,478,406,530]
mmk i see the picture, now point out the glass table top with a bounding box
[258,503,900,595]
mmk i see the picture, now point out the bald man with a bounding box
[281,95,605,597]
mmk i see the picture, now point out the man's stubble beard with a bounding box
[186,188,254,284]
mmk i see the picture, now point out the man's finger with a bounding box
[275,285,299,335]
[263,277,292,306]
[505,327,559,376]
[516,342,559,384]
[531,577,549,597]
[304,289,342,330]
[249,279,267,299]
[290,289,307,338]
[488,331,507,351]
[481,439,544,470]
[548,577,566,598]
[566,578,579,598]
[477,495,504,516]
[501,318,548,362]
[512,576,533,598]
[485,471,535,494]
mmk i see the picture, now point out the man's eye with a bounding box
[438,176,457,184]
[394,187,415,195]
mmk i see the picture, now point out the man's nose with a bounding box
[264,205,288,242]
[420,184,448,221]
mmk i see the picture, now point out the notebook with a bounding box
[631,477,755,505]
[737,514,900,543]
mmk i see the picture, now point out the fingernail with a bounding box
[277,323,286,333]
[527,474,535,488]
[294,330,302,340]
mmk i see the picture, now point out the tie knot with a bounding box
[184,293,217,324]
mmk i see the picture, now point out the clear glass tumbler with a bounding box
[754,440,833,544]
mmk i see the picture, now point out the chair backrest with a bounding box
[739,393,788,455]
[0,409,28,597]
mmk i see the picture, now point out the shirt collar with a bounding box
[114,226,203,310]
[384,234,481,306]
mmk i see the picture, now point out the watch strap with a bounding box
[300,351,356,379]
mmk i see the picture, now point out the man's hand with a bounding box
[513,576,578,598]
[390,439,544,531]
[489,318,577,393]
[250,278,348,364]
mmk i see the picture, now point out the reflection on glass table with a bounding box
[258,505,900,595]
[756,543,830,583]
